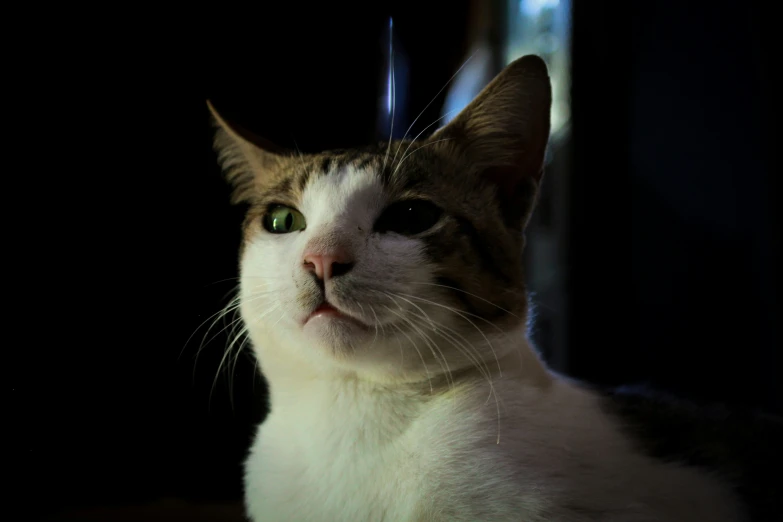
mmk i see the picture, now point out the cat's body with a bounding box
[209,56,778,521]
[244,337,744,521]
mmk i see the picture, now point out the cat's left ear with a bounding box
[430,55,551,224]
[207,101,289,204]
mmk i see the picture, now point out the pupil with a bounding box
[285,212,293,230]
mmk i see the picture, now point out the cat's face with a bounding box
[211,56,552,381]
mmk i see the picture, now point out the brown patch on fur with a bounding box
[208,104,387,225]
[416,55,550,328]
[378,140,530,329]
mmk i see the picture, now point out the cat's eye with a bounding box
[374,199,443,236]
[262,205,307,234]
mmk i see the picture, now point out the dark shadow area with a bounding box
[568,0,780,416]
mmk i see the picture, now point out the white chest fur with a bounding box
[243,379,453,522]
[243,372,745,522]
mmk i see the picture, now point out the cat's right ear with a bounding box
[428,56,551,229]
[207,100,287,204]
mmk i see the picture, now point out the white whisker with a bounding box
[401,307,492,385]
[358,302,379,348]
[391,49,478,168]
[191,296,243,381]
[398,302,503,444]
[388,318,433,394]
[391,139,453,179]
[411,281,519,318]
[398,292,507,377]
[383,301,453,391]
[179,292,239,363]
[195,288,279,373]
[391,108,460,176]
[210,323,249,409]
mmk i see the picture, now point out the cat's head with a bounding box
[210,56,551,383]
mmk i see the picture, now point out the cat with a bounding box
[208,55,780,521]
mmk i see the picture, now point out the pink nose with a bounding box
[303,248,355,281]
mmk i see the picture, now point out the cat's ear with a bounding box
[207,100,288,204]
[430,55,551,224]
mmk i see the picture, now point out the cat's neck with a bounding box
[255,328,553,412]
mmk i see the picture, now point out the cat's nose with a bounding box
[303,249,355,281]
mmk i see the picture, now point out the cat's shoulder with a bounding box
[596,383,783,520]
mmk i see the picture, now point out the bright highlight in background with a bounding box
[387,17,393,115]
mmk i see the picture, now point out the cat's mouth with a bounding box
[309,301,342,320]
[304,299,368,328]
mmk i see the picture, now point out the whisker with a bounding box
[388,293,436,328]
[411,282,519,318]
[197,312,243,384]
[191,296,243,380]
[397,292,504,378]
[209,300,283,409]
[382,292,456,390]
[202,275,280,288]
[202,277,242,288]
[358,302,380,349]
[391,139,453,179]
[391,108,460,176]
[388,318,433,394]
[399,291,513,338]
[179,292,239,363]
[370,305,388,349]
[206,290,284,402]
[226,301,253,407]
[391,49,478,168]
[228,331,253,410]
[210,323,249,410]
[383,301,453,391]
[269,308,289,329]
[194,288,279,371]
[399,305,492,386]
[400,305,503,444]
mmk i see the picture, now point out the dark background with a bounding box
[11,1,779,520]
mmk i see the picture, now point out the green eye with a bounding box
[262,205,306,234]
